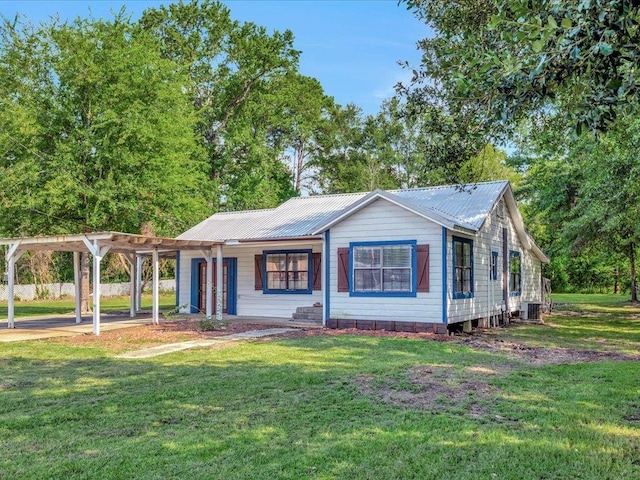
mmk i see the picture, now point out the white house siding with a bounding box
[329,198,442,323]
[178,241,323,318]
[446,197,542,324]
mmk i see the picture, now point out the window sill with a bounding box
[453,292,474,299]
[262,289,312,295]
[349,291,416,298]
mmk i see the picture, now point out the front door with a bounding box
[193,258,236,315]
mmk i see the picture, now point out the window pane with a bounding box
[354,269,381,291]
[383,246,411,268]
[383,268,411,292]
[455,242,464,267]
[267,272,286,290]
[266,254,286,272]
[287,253,308,273]
[463,243,471,265]
[288,271,308,290]
[354,247,381,268]
[510,254,521,273]
[455,268,463,293]
[463,267,471,291]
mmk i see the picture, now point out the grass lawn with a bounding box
[1,298,639,479]
[0,293,176,320]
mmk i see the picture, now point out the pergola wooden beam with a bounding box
[0,232,222,334]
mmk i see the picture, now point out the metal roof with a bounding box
[179,181,512,243]
[390,181,509,231]
[178,192,367,242]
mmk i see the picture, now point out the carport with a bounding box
[0,232,222,335]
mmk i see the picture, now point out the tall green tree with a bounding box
[0,14,209,310]
[517,117,640,299]
[403,0,640,136]
[0,14,208,237]
[139,0,300,209]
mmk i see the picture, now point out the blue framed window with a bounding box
[349,240,417,297]
[453,236,473,299]
[509,251,521,296]
[263,249,312,294]
[491,251,499,281]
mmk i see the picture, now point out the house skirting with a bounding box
[327,318,448,334]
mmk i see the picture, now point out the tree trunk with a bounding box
[614,266,619,294]
[295,143,305,194]
[81,251,92,313]
[630,243,638,302]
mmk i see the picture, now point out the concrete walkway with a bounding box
[116,328,297,359]
[0,313,154,342]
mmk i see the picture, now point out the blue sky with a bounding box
[3,0,427,115]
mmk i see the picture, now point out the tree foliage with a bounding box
[0,14,208,237]
[403,0,640,136]
[517,115,640,298]
[140,0,304,209]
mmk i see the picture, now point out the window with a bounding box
[491,251,499,281]
[509,251,521,296]
[453,236,473,298]
[349,241,417,297]
[263,250,311,294]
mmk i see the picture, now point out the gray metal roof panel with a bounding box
[178,193,367,241]
[178,182,509,242]
[390,181,508,231]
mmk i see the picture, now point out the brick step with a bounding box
[295,306,323,314]
[291,312,323,321]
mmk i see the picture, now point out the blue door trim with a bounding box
[190,257,237,315]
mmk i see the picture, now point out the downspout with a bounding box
[323,230,330,327]
[488,244,491,328]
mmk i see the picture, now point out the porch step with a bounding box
[291,306,323,323]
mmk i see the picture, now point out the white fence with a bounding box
[0,279,175,301]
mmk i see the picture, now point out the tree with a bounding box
[516,116,640,299]
[139,0,300,209]
[403,0,640,136]
[0,14,209,309]
[264,73,336,194]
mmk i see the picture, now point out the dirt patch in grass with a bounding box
[354,364,516,420]
[52,319,640,365]
[457,335,640,365]
[51,321,289,353]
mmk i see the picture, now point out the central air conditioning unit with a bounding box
[520,302,542,321]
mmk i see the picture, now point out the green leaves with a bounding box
[0,13,209,237]
[402,0,640,137]
[532,39,544,53]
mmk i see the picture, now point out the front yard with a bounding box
[0,294,638,479]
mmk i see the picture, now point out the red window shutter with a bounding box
[254,254,263,290]
[337,247,349,292]
[416,244,429,292]
[312,252,322,291]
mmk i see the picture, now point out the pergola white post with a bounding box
[152,248,160,325]
[6,241,23,329]
[216,245,223,321]
[200,249,213,319]
[124,253,136,319]
[135,254,143,312]
[73,251,82,324]
[82,237,110,336]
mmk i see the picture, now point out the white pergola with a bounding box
[0,232,224,335]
